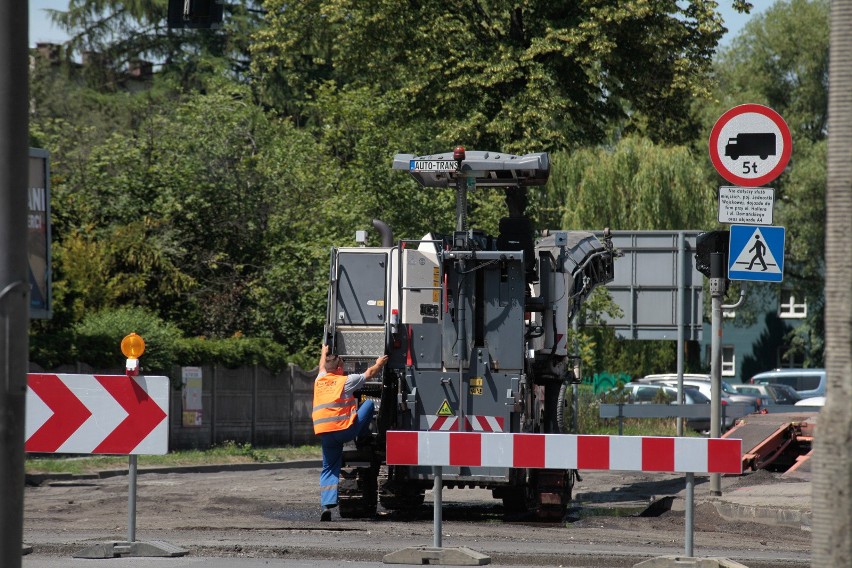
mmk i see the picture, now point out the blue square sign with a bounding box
[728,225,785,282]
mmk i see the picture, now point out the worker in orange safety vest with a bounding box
[313,343,388,521]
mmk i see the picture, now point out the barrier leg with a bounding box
[433,466,443,548]
[684,472,694,557]
[73,455,187,559]
[383,465,489,565]
[128,455,137,543]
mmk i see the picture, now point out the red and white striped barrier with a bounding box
[386,431,742,474]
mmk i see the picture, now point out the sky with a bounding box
[28,0,767,47]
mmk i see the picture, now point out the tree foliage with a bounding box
[46,0,265,88]
[251,0,728,151]
[31,0,818,372]
[544,136,716,232]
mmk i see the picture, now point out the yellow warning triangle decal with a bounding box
[436,399,454,416]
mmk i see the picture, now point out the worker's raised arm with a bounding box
[318,343,329,374]
[363,355,389,380]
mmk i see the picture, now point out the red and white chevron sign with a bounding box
[25,374,169,455]
[426,415,505,432]
[386,431,742,474]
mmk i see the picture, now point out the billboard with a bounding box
[29,148,52,319]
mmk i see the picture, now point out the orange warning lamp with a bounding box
[121,333,146,376]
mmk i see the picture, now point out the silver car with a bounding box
[604,383,712,432]
[732,383,801,405]
[637,374,765,426]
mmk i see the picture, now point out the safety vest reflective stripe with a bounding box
[312,373,358,434]
[313,411,356,426]
[313,399,356,413]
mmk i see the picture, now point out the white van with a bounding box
[749,368,826,399]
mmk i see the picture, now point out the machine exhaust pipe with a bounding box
[372,219,393,247]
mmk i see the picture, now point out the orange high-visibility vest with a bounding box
[312,373,358,434]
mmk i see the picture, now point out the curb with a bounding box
[669,492,812,531]
[26,459,322,486]
[713,500,812,531]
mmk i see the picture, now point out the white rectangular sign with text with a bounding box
[718,186,775,225]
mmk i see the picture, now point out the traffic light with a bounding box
[168,0,224,29]
[695,230,729,278]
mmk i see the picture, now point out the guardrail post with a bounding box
[618,403,624,436]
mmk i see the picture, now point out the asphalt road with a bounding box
[22,463,811,567]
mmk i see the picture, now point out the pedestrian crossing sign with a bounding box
[728,225,785,282]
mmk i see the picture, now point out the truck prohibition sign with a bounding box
[709,104,791,187]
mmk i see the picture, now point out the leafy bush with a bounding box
[33,308,295,373]
[74,306,182,371]
[174,336,290,372]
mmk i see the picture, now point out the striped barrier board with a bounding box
[386,431,742,474]
[26,374,169,455]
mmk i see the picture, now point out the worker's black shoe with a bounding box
[320,507,332,522]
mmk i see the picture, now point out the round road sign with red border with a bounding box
[709,104,792,187]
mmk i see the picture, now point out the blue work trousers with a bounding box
[319,399,374,507]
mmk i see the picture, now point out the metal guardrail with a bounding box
[761,405,823,413]
[600,402,757,435]
[599,402,755,419]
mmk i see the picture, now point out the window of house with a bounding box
[779,289,807,318]
[779,346,805,368]
[722,345,735,377]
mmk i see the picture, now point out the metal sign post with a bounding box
[0,1,31,564]
[709,253,725,496]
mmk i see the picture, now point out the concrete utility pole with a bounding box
[813,1,852,565]
[0,2,31,568]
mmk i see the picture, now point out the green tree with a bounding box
[544,136,716,232]
[251,0,732,152]
[31,79,341,352]
[45,0,265,89]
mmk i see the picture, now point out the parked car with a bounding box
[731,383,801,405]
[749,368,826,399]
[636,374,764,427]
[795,396,825,407]
[637,374,768,409]
[603,383,711,432]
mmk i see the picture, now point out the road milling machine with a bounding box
[325,148,615,520]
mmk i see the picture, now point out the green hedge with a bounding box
[31,306,294,372]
